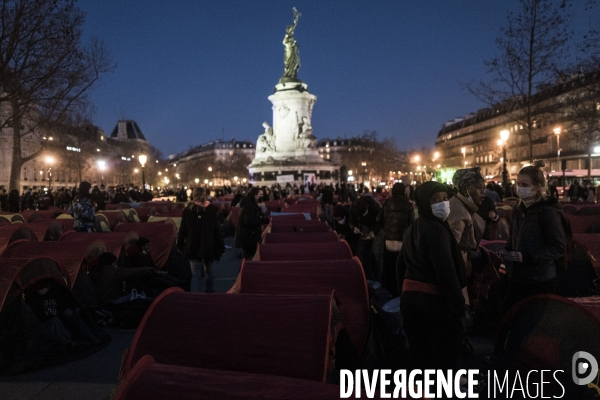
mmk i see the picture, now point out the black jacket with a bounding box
[349,196,382,235]
[505,197,566,283]
[234,197,270,250]
[177,203,225,261]
[377,195,415,241]
[396,214,466,318]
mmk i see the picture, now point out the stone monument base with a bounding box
[248,159,338,187]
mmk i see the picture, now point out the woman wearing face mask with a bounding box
[396,181,466,371]
[446,167,487,312]
[499,160,566,312]
[448,167,487,269]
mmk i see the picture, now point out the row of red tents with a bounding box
[112,212,409,399]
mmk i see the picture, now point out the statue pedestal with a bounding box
[248,82,338,186]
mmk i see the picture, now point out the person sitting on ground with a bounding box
[89,252,156,305]
[43,222,66,241]
[24,278,98,346]
[127,237,156,270]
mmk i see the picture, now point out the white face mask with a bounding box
[517,186,533,199]
[431,201,450,221]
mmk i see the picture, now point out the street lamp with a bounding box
[500,130,510,186]
[97,160,106,186]
[139,154,147,190]
[195,178,199,185]
[553,127,564,198]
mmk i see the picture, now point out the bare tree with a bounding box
[0,0,114,191]
[558,1,600,178]
[465,0,570,163]
[564,81,600,177]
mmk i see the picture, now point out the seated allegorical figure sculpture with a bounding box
[256,122,276,153]
[296,115,317,149]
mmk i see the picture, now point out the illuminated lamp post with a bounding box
[45,156,55,190]
[553,127,564,198]
[500,130,510,186]
[97,160,106,186]
[139,154,147,190]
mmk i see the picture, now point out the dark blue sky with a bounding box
[78,0,598,157]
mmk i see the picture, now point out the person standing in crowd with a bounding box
[485,183,501,205]
[584,180,596,203]
[20,188,34,211]
[235,187,270,260]
[447,167,486,307]
[177,187,224,293]
[568,180,583,203]
[332,204,359,254]
[397,181,465,372]
[548,179,559,199]
[72,181,95,233]
[377,182,414,296]
[0,189,7,211]
[93,185,107,211]
[7,189,20,212]
[476,196,500,240]
[349,196,382,281]
[499,160,566,312]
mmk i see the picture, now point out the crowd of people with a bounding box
[225,161,575,377]
[4,163,593,379]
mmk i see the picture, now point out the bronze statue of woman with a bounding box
[281,8,301,82]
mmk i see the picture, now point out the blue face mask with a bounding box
[431,201,450,221]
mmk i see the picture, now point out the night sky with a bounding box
[77,0,599,158]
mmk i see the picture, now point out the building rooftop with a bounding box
[110,120,146,140]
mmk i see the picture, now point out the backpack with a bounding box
[556,211,573,270]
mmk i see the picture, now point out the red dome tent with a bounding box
[119,289,336,383]
[238,258,369,353]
